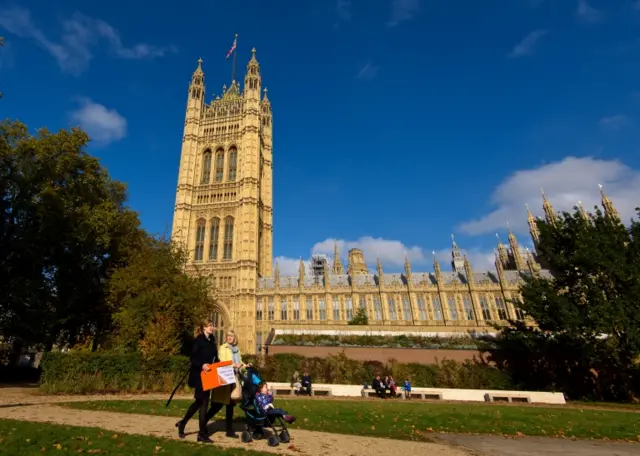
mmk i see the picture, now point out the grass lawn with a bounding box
[0,419,272,456]
[62,398,640,442]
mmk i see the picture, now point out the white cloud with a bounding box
[70,98,127,146]
[508,30,548,58]
[356,61,379,80]
[388,0,420,27]
[0,6,176,75]
[275,256,304,277]
[598,114,629,131]
[274,236,499,277]
[458,156,640,236]
[577,0,603,24]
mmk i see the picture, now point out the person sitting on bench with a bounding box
[371,375,386,398]
[301,371,312,396]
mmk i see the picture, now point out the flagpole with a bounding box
[232,33,238,83]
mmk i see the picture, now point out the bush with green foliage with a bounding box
[490,205,640,401]
[40,352,190,394]
[40,351,514,393]
[272,333,491,350]
[347,307,369,325]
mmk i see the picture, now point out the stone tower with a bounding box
[171,50,273,353]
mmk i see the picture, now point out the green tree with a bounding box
[106,236,214,356]
[348,307,369,326]
[0,120,143,353]
[491,206,640,401]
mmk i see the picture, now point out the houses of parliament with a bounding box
[171,49,622,354]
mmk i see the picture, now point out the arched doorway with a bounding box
[211,307,226,345]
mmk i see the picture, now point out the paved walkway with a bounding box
[437,434,640,456]
[0,388,638,456]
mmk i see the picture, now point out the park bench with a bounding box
[311,387,331,396]
[273,387,296,396]
[272,386,332,397]
[361,387,437,400]
[484,393,532,403]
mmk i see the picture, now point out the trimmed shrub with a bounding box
[271,333,494,350]
[40,352,190,394]
[40,350,514,393]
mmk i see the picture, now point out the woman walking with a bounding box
[175,319,219,443]
[205,329,248,438]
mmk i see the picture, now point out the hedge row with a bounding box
[272,334,493,350]
[40,352,190,394]
[40,351,515,394]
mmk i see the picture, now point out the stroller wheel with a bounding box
[252,428,265,440]
[267,435,280,447]
[241,430,252,443]
[278,430,290,443]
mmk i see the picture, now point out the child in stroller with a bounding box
[238,366,294,447]
[256,382,296,424]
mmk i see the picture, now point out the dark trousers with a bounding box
[301,383,312,395]
[207,401,235,432]
[181,388,211,435]
[266,407,287,417]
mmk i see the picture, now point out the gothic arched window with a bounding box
[208,217,220,260]
[228,147,237,182]
[194,219,206,261]
[223,216,234,260]
[214,148,224,182]
[201,150,212,184]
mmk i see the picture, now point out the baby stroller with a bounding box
[238,366,291,447]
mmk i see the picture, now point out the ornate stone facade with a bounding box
[171,50,620,354]
[171,51,273,351]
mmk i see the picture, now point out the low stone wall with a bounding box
[268,381,566,405]
[268,345,491,364]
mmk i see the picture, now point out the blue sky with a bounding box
[2,0,640,276]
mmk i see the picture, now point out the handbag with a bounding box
[230,373,242,402]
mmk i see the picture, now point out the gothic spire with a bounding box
[598,184,620,221]
[526,203,540,245]
[332,242,344,274]
[507,223,524,270]
[404,252,412,277]
[451,234,465,273]
[541,188,557,224]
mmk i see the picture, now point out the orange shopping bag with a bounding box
[200,360,236,391]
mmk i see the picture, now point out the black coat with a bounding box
[188,333,219,389]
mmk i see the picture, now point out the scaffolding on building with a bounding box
[309,254,328,285]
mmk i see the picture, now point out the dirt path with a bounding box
[0,389,468,456]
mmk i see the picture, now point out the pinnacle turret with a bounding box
[598,184,620,221]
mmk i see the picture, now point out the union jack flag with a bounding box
[226,36,237,59]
